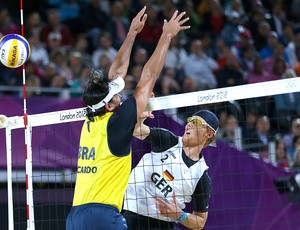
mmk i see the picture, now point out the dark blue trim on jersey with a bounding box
[107,96,137,157]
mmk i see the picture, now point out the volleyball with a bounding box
[0,34,31,68]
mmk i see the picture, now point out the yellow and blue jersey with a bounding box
[72,96,137,212]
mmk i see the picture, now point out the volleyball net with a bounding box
[1,77,300,230]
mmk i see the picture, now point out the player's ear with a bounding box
[105,103,114,111]
[206,130,214,139]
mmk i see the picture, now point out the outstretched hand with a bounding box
[129,6,147,35]
[137,92,155,123]
[162,11,190,38]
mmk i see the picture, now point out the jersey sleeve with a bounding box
[144,127,178,152]
[108,96,137,156]
[191,170,211,212]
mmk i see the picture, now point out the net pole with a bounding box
[19,0,35,229]
[5,127,14,230]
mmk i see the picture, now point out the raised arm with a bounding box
[108,6,147,80]
[133,112,151,139]
[133,10,190,117]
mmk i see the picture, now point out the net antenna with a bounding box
[19,0,35,229]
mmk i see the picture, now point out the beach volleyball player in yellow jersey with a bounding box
[66,6,190,230]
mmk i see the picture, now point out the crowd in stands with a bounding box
[0,0,300,170]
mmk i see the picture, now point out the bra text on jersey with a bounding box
[77,146,97,174]
[78,146,95,160]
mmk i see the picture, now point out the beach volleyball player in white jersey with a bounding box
[123,110,219,230]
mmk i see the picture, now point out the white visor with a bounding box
[88,77,125,111]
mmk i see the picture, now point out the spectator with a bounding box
[121,0,136,20]
[96,53,112,76]
[282,118,300,157]
[219,114,240,146]
[157,0,178,23]
[0,62,19,88]
[281,22,297,67]
[105,0,130,49]
[128,46,148,73]
[136,3,163,53]
[290,0,300,22]
[40,8,74,49]
[231,28,254,64]
[77,66,91,91]
[224,0,246,20]
[293,46,300,76]
[244,115,275,157]
[181,0,202,38]
[247,56,275,84]
[164,34,188,70]
[290,135,300,160]
[201,32,215,58]
[58,0,82,35]
[91,32,118,69]
[122,74,136,99]
[215,100,244,136]
[220,10,245,47]
[182,76,197,93]
[215,109,228,139]
[0,8,19,36]
[59,0,80,23]
[213,36,228,60]
[239,45,257,76]
[72,33,92,67]
[274,69,300,132]
[267,2,287,37]
[49,73,70,96]
[24,11,45,37]
[200,0,225,37]
[267,56,287,80]
[40,62,57,87]
[275,139,290,169]
[28,33,50,68]
[49,48,73,82]
[217,49,246,88]
[46,30,63,53]
[183,39,219,90]
[68,51,88,93]
[253,20,271,52]
[164,34,188,84]
[263,42,290,74]
[259,31,280,60]
[160,67,181,96]
[291,147,300,171]
[130,64,143,83]
[80,0,109,51]
[246,7,266,49]
[241,108,257,140]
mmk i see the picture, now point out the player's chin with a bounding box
[182,134,190,143]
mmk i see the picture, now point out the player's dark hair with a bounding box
[83,69,109,121]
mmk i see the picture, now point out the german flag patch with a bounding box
[163,170,174,181]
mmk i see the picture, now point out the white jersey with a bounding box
[124,137,209,222]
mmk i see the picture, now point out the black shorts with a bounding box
[122,210,179,230]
